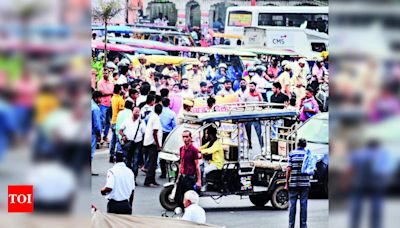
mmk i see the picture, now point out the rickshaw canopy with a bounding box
[92,41,137,52]
[108,37,191,52]
[189,47,257,57]
[131,55,200,67]
[183,106,297,123]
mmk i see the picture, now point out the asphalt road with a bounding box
[92,147,328,228]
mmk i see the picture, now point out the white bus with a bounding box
[224,6,328,44]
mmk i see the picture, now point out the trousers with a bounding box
[289,187,309,228]
[107,199,132,215]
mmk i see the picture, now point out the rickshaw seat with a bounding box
[253,160,287,171]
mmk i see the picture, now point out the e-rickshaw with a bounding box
[130,55,200,79]
[159,103,298,211]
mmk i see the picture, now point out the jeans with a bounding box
[124,141,142,178]
[289,187,309,228]
[100,105,112,139]
[144,144,158,185]
[91,134,97,161]
[245,121,263,148]
[350,187,384,228]
[109,124,117,157]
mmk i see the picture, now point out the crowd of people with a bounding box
[91,47,329,217]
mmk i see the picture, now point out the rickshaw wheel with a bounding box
[249,194,270,207]
[271,185,289,210]
[159,185,178,211]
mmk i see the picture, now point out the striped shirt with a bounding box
[288,148,310,188]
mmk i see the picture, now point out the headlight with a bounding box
[171,163,178,172]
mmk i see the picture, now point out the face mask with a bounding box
[240,85,247,90]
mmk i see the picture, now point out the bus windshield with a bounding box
[228,11,252,27]
[258,13,328,33]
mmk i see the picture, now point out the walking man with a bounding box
[285,138,311,228]
[91,91,102,175]
[101,152,135,215]
[97,69,113,143]
[119,107,146,181]
[143,104,163,187]
[110,85,125,163]
[175,130,202,209]
[159,98,177,178]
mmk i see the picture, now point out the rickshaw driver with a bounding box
[199,127,225,191]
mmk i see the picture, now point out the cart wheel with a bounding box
[249,194,270,207]
[271,185,289,210]
[159,185,178,211]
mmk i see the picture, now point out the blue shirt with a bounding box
[91,100,102,136]
[159,107,176,133]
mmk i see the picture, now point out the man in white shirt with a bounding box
[182,190,206,224]
[180,78,194,99]
[116,66,129,85]
[143,104,163,187]
[101,152,135,214]
[119,107,146,180]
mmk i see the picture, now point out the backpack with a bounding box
[301,149,318,175]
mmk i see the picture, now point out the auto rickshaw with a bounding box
[159,103,298,211]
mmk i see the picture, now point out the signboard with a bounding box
[229,13,252,27]
[266,31,295,48]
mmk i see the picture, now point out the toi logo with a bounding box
[8,185,34,213]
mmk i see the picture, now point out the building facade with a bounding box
[94,0,327,27]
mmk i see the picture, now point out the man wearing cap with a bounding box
[177,99,194,125]
[292,59,308,106]
[135,54,147,79]
[213,63,228,94]
[101,151,135,214]
[161,63,178,77]
[184,64,204,94]
[311,58,328,91]
[199,56,212,80]
[276,63,292,97]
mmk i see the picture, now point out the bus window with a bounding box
[257,13,328,33]
[228,11,252,27]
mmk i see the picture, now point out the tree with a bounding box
[92,0,122,67]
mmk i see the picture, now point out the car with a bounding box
[295,112,329,196]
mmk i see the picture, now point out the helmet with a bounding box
[256,65,266,72]
[281,60,289,68]
[298,58,307,64]
[106,61,117,70]
[247,66,255,72]
[200,56,209,62]
[218,63,228,69]
[118,58,130,67]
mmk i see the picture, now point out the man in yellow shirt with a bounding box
[109,84,125,163]
[199,127,224,175]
